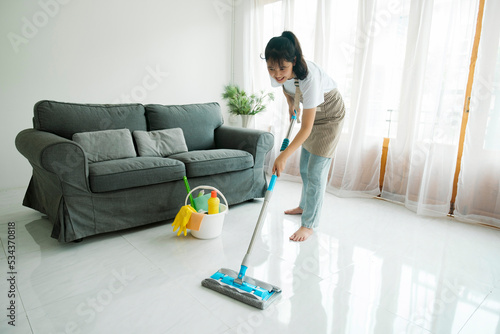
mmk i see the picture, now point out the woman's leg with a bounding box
[290,148,331,241]
[301,150,331,228]
[284,147,310,215]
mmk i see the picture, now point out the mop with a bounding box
[201,111,297,310]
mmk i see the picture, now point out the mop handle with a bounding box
[279,111,297,152]
[239,177,275,273]
[239,112,296,273]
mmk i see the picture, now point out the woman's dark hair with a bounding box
[264,31,308,80]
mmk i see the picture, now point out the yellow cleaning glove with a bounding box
[172,205,197,236]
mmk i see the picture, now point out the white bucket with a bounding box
[191,204,228,239]
[185,186,229,239]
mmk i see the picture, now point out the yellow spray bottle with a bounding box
[208,191,220,214]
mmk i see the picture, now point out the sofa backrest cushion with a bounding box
[145,102,224,151]
[34,100,147,139]
[73,129,137,163]
[133,128,188,157]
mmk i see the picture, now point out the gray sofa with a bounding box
[16,100,274,242]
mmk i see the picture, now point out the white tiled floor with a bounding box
[1,181,500,334]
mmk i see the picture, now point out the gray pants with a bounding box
[299,147,332,228]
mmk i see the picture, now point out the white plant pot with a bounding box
[240,115,253,128]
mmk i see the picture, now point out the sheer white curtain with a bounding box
[329,0,403,197]
[382,0,478,216]
[455,0,500,227]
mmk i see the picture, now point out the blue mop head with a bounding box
[201,268,282,310]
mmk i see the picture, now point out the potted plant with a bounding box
[221,84,275,127]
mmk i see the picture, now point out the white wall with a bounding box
[0,0,234,190]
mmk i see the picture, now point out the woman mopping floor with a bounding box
[264,31,346,242]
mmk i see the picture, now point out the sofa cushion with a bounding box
[133,128,188,157]
[34,100,147,139]
[89,157,185,193]
[169,149,253,178]
[145,102,223,151]
[73,129,137,163]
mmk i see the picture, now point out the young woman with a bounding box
[265,31,345,242]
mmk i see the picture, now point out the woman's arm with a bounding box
[272,107,316,176]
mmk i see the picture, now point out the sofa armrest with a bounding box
[16,129,89,186]
[215,125,274,198]
[214,125,274,159]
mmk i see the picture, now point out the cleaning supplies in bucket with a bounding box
[192,193,210,212]
[173,186,229,239]
[208,191,220,214]
[172,205,204,236]
[191,187,228,239]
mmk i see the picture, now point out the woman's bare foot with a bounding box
[284,207,303,215]
[289,226,313,242]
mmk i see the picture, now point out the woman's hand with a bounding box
[273,107,316,177]
[289,106,301,122]
[272,153,288,177]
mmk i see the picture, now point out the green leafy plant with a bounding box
[222,84,275,116]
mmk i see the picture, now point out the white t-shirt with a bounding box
[270,60,337,109]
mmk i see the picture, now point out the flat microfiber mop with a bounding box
[201,111,297,310]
